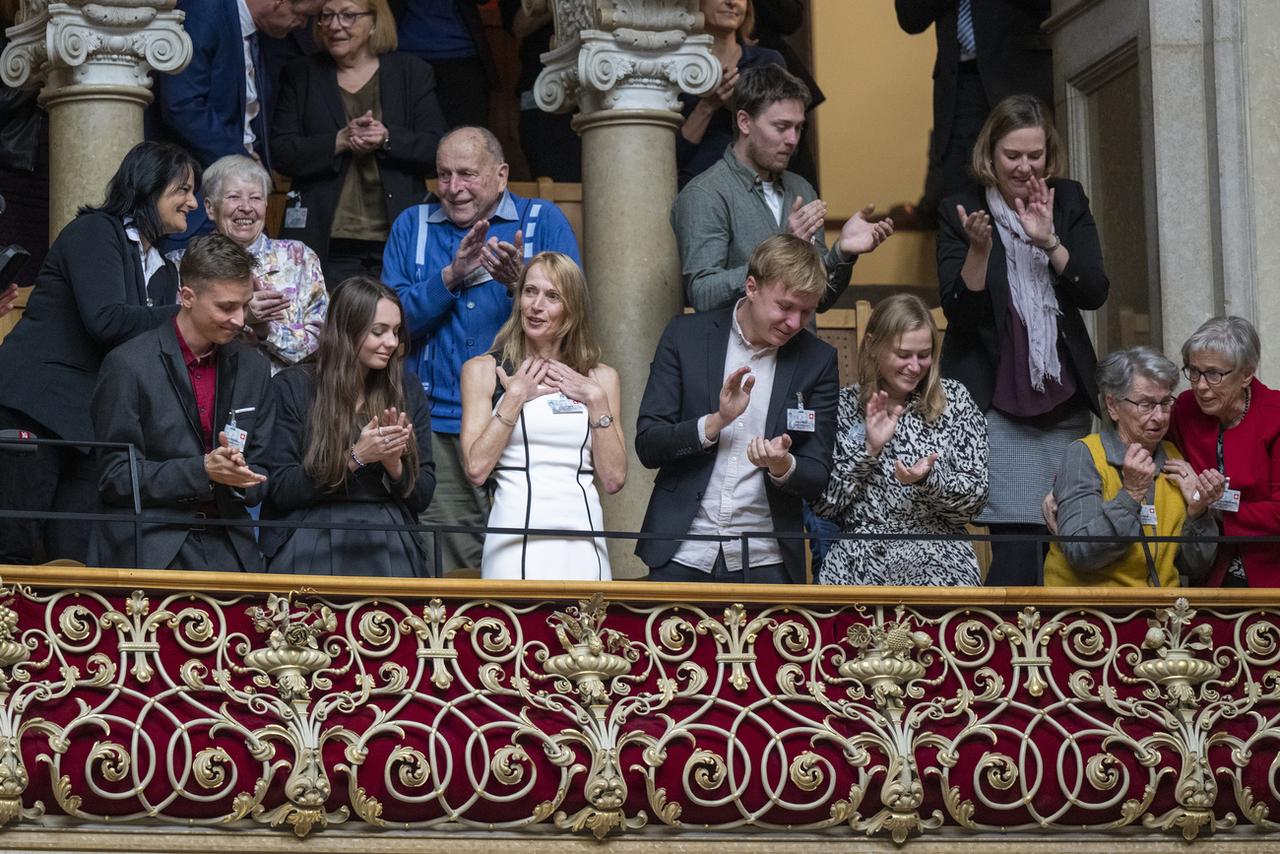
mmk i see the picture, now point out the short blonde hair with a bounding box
[747,233,826,297]
[970,94,1063,187]
[316,0,398,55]
[857,294,946,423]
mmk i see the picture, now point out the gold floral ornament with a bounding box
[503,593,656,839]
[244,593,336,704]
[0,582,42,827]
[839,605,933,715]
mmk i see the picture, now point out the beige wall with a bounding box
[811,0,938,287]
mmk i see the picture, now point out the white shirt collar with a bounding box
[731,297,777,358]
[237,0,257,38]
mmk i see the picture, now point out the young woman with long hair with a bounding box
[262,275,435,575]
[459,252,626,580]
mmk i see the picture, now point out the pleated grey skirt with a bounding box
[977,405,1093,525]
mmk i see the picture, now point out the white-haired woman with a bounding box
[1045,347,1224,587]
[1170,317,1280,587]
[170,155,328,373]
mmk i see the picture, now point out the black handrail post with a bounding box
[432,528,443,580]
[126,442,142,568]
[740,533,750,583]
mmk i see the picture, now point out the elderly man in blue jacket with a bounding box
[382,126,580,575]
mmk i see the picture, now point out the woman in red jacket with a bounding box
[1170,316,1280,587]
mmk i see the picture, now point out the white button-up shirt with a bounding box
[671,300,794,573]
[237,0,260,153]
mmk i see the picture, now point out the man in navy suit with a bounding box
[635,234,839,584]
[153,0,323,244]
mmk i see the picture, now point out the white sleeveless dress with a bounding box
[481,391,612,580]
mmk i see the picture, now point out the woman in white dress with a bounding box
[459,252,627,580]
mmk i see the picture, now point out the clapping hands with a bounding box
[1162,459,1226,518]
[1013,177,1056,247]
[352,408,414,479]
[205,431,266,489]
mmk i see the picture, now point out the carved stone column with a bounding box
[1,1,191,237]
[533,0,716,577]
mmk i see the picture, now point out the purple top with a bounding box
[991,304,1077,417]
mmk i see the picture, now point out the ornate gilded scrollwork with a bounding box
[0,579,1271,846]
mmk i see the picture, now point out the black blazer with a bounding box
[895,0,1052,165]
[937,178,1108,415]
[0,211,179,441]
[271,51,446,271]
[634,309,839,583]
[91,323,274,571]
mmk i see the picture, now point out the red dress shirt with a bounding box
[173,318,218,453]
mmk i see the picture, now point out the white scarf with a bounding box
[985,186,1062,392]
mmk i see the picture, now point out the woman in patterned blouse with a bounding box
[173,155,328,373]
[813,294,989,586]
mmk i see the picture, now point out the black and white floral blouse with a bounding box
[813,378,989,586]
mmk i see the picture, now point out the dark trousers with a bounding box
[919,60,990,225]
[518,108,581,182]
[983,522,1047,586]
[419,55,489,130]
[325,238,385,290]
[171,527,246,572]
[0,406,96,564]
[646,549,791,584]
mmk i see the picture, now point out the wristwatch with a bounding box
[1041,232,1061,252]
[589,413,614,429]
[380,133,391,152]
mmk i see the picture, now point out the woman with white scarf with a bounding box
[936,93,1109,585]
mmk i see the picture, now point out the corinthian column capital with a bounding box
[2,0,191,95]
[533,0,718,117]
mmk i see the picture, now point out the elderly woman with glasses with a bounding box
[1169,316,1280,587]
[170,155,328,373]
[272,0,445,285]
[1043,347,1225,587]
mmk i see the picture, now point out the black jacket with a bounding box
[896,0,1052,164]
[937,178,1108,414]
[271,51,446,273]
[92,323,274,570]
[0,211,179,441]
[635,308,839,583]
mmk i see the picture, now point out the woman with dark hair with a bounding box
[937,93,1109,585]
[0,140,201,565]
[272,0,445,284]
[262,276,435,576]
[813,294,988,586]
[459,252,626,581]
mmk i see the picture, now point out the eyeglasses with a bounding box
[1119,396,1176,414]
[318,10,373,27]
[1183,366,1233,386]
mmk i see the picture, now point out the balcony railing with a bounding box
[0,566,1272,847]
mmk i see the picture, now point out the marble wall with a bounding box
[1049,0,1280,384]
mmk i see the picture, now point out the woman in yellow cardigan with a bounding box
[1044,347,1226,587]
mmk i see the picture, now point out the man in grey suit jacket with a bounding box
[670,64,893,312]
[635,234,839,584]
[92,235,273,571]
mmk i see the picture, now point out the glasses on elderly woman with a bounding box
[1119,396,1176,414]
[318,10,372,27]
[1183,366,1233,386]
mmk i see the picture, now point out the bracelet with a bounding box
[494,410,517,428]
[349,445,367,468]
[1041,232,1061,253]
